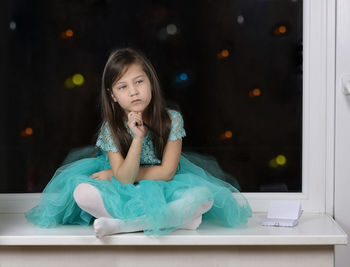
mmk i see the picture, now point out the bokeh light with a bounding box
[66,29,74,37]
[276,154,287,165]
[269,155,287,168]
[217,49,230,59]
[175,72,189,83]
[25,128,33,135]
[249,88,262,98]
[172,70,193,89]
[237,15,244,24]
[252,88,261,96]
[9,21,16,30]
[179,73,188,81]
[278,26,287,34]
[61,28,74,39]
[20,127,34,137]
[166,24,177,35]
[220,130,233,141]
[224,130,232,138]
[274,25,287,36]
[72,73,84,86]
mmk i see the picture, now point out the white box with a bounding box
[261,200,303,227]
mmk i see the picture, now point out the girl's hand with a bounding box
[90,169,113,181]
[127,111,148,139]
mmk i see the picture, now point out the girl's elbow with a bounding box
[166,169,177,181]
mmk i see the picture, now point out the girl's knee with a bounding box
[182,186,213,203]
[73,183,100,207]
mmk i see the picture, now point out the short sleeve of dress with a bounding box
[168,109,186,141]
[96,122,119,153]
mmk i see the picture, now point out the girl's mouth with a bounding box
[131,99,141,104]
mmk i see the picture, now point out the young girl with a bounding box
[25,48,252,237]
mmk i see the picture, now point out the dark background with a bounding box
[0,0,302,193]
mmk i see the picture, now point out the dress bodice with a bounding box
[96,109,186,166]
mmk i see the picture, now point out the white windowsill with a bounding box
[0,212,347,246]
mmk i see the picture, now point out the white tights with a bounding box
[73,183,213,238]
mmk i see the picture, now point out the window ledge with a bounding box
[0,212,347,246]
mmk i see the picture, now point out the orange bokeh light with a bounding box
[66,29,73,37]
[21,127,34,137]
[217,49,229,59]
[60,29,74,39]
[221,49,229,57]
[279,25,287,34]
[25,127,33,135]
[274,25,287,36]
[224,130,232,138]
[252,88,261,96]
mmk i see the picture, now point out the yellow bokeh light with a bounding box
[276,155,287,165]
[64,78,75,89]
[72,74,84,86]
[224,130,232,138]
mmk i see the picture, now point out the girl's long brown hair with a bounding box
[100,47,171,160]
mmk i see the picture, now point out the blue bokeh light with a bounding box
[179,73,188,81]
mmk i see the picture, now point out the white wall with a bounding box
[334,0,350,266]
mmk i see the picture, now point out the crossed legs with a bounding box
[73,183,213,238]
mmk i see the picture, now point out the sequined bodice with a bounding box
[96,109,186,166]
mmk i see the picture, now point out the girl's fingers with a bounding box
[91,171,102,179]
[129,112,142,121]
[129,113,143,126]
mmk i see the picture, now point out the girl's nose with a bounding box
[128,86,138,96]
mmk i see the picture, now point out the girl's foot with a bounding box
[94,217,145,238]
[93,217,122,238]
[180,215,202,230]
[94,215,203,238]
[93,200,214,238]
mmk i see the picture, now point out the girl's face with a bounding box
[110,63,152,115]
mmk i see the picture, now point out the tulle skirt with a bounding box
[25,149,252,236]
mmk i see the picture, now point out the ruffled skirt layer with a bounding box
[25,150,252,236]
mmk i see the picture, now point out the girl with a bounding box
[25,48,252,237]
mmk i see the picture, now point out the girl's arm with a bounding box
[108,111,147,184]
[135,139,182,182]
[105,139,181,183]
[107,136,143,184]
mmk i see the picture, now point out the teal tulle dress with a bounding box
[25,110,252,235]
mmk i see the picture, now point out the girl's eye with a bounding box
[118,85,126,90]
[136,80,143,84]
